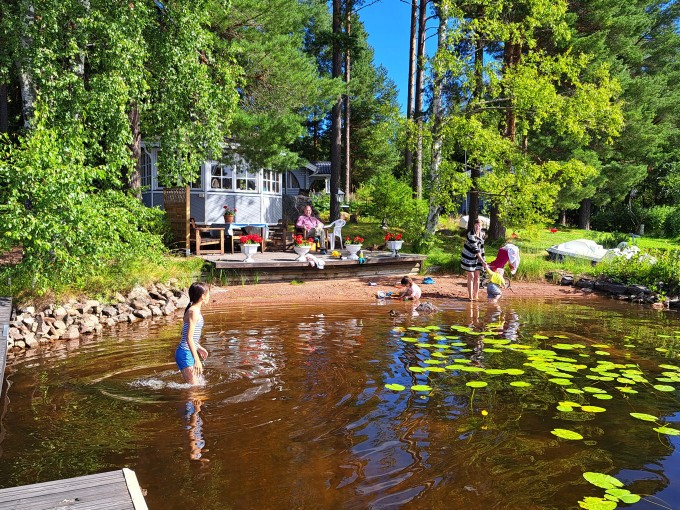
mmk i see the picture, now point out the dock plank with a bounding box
[0,469,147,510]
[0,297,11,392]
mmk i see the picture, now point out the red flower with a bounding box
[241,233,262,244]
[385,232,403,241]
[549,228,558,233]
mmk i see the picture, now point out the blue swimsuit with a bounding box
[175,312,204,370]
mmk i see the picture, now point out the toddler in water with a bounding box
[400,276,422,301]
[175,282,210,385]
[487,268,505,304]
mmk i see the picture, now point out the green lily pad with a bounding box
[424,359,443,365]
[616,387,638,394]
[460,366,485,372]
[408,367,427,373]
[581,405,607,413]
[654,426,680,436]
[452,359,472,364]
[592,394,613,400]
[653,384,675,392]
[583,472,624,489]
[630,412,657,422]
[427,367,446,373]
[533,334,550,340]
[551,428,583,440]
[410,384,432,392]
[466,381,488,388]
[583,387,606,394]
[578,497,617,510]
[416,343,433,348]
[566,388,584,394]
[549,378,573,386]
[385,383,406,391]
[431,352,448,358]
[510,381,532,387]
[556,405,574,412]
[401,337,418,342]
[560,401,582,407]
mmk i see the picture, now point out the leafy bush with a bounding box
[664,208,680,238]
[598,249,680,292]
[643,206,674,237]
[592,231,630,248]
[309,192,330,215]
[591,204,639,233]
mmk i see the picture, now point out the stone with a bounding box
[62,326,81,339]
[53,320,67,331]
[575,279,595,289]
[53,306,68,320]
[560,275,574,286]
[18,306,35,315]
[113,292,127,303]
[149,290,166,301]
[163,303,177,316]
[101,305,118,317]
[8,327,23,340]
[149,305,163,317]
[594,282,628,295]
[24,333,38,348]
[103,318,116,327]
[131,298,150,311]
[83,300,101,314]
[127,314,140,323]
[21,316,35,327]
[626,284,651,295]
[176,295,190,310]
[133,309,153,319]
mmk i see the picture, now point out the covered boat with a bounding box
[546,239,609,263]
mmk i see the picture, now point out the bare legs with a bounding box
[466,270,481,301]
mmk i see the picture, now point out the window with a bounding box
[235,169,257,191]
[210,163,232,190]
[140,150,152,188]
[190,165,203,189]
[262,170,280,193]
[286,171,301,190]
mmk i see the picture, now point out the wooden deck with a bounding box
[200,250,427,283]
[0,468,148,510]
[0,297,10,395]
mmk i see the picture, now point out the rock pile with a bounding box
[7,282,190,352]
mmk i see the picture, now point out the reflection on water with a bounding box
[1,298,680,509]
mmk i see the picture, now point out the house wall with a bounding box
[140,146,282,224]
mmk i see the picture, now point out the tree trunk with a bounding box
[426,2,448,234]
[579,198,592,230]
[404,0,417,175]
[489,204,506,239]
[0,84,8,133]
[559,209,567,226]
[18,5,36,128]
[467,16,484,224]
[343,4,351,198]
[330,0,343,221]
[128,104,142,197]
[413,0,427,199]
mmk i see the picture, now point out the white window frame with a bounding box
[210,163,233,190]
[262,170,280,194]
[140,148,153,189]
[190,164,203,190]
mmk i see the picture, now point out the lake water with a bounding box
[1,297,680,509]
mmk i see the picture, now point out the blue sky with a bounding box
[358,0,436,114]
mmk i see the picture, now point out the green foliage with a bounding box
[591,231,629,249]
[598,249,680,292]
[0,111,169,297]
[309,192,331,216]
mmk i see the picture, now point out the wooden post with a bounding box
[163,186,190,255]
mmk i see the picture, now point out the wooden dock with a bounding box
[0,297,10,394]
[201,251,427,283]
[0,468,148,510]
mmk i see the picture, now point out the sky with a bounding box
[357,0,436,114]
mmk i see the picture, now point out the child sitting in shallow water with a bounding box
[487,268,506,304]
[400,276,422,301]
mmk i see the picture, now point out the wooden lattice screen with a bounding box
[163,186,190,255]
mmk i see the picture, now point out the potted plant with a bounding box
[344,235,364,260]
[240,233,262,262]
[223,205,237,223]
[293,234,314,262]
[385,232,404,257]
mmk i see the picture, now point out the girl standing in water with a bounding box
[175,282,210,385]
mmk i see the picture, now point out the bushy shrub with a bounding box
[592,231,630,248]
[598,248,680,293]
[664,208,680,238]
[642,206,674,237]
[591,204,639,233]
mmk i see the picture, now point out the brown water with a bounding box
[1,298,680,509]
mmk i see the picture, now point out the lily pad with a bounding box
[556,405,574,412]
[566,388,585,394]
[466,381,488,388]
[653,384,675,392]
[578,497,617,510]
[549,378,573,386]
[630,412,657,422]
[605,489,640,504]
[551,428,583,440]
[581,405,607,413]
[654,426,680,436]
[510,381,532,387]
[385,383,406,391]
[410,384,432,392]
[401,337,418,343]
[408,367,427,373]
[583,472,624,490]
[427,367,446,373]
[592,394,613,400]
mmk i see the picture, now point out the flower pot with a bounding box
[293,245,311,262]
[224,214,235,223]
[242,243,259,262]
[386,240,404,257]
[345,243,362,260]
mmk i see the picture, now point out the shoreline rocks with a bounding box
[6,281,189,353]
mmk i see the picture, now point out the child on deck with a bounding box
[400,276,422,301]
[175,282,210,385]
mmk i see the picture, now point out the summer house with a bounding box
[140,143,330,224]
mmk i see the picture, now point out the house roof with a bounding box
[311,161,331,175]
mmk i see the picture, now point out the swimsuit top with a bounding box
[178,312,204,351]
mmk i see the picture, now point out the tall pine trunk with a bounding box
[343,4,351,198]
[128,104,142,197]
[404,0,417,175]
[413,0,427,199]
[579,198,592,230]
[467,13,484,225]
[0,84,8,133]
[426,3,448,235]
[18,5,36,128]
[330,0,343,221]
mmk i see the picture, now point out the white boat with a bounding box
[546,239,610,263]
[458,215,490,230]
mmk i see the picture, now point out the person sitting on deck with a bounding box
[296,205,327,255]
